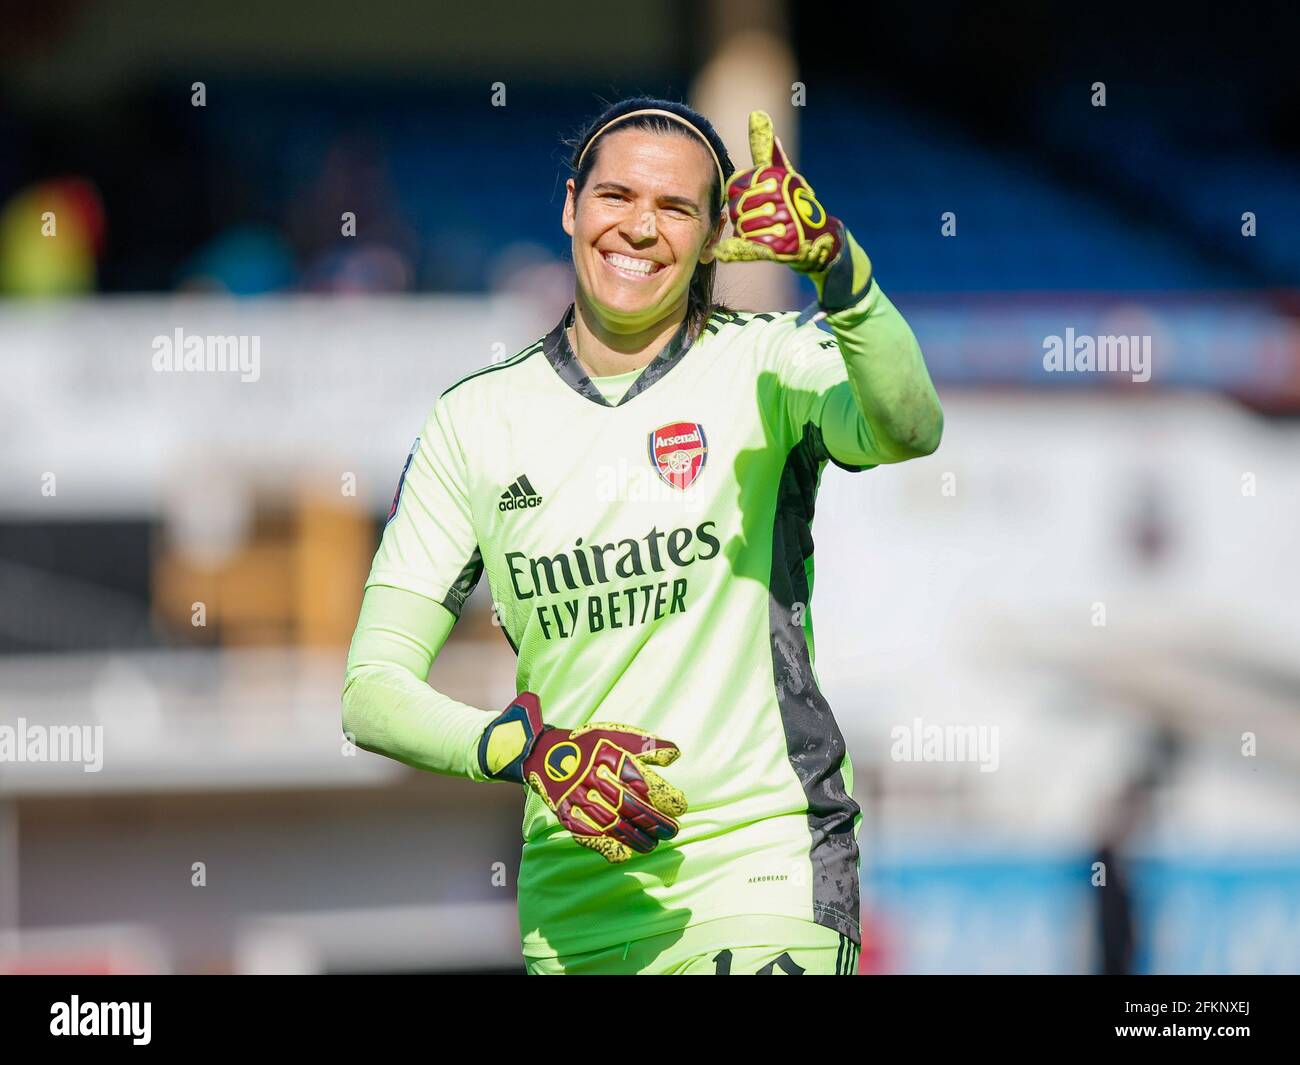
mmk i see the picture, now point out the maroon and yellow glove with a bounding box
[715,109,874,316]
[477,693,687,863]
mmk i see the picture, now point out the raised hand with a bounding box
[714,110,845,273]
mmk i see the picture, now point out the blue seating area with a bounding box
[197,83,596,290]
[185,82,1286,294]
[800,92,1248,292]
[1030,85,1300,288]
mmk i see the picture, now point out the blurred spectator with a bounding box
[177,225,297,295]
[0,177,104,296]
[301,244,412,294]
[1092,732,1179,975]
[290,134,417,294]
[1093,805,1142,975]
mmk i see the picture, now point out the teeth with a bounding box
[604,252,657,275]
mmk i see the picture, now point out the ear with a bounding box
[561,178,577,238]
[697,213,727,264]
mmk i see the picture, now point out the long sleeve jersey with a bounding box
[343,281,941,958]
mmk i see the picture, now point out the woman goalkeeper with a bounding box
[343,97,943,975]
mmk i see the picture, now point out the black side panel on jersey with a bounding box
[806,420,874,474]
[440,547,484,618]
[767,424,862,944]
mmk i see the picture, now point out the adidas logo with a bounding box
[499,474,543,512]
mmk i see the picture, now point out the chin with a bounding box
[590,286,663,324]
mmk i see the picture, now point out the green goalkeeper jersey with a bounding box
[365,286,924,958]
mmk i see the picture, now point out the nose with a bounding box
[619,208,658,246]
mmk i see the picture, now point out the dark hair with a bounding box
[566,97,734,346]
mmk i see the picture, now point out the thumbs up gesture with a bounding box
[716,111,874,315]
[714,110,845,272]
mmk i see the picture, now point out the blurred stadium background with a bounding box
[1,0,1298,974]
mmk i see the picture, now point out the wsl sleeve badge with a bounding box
[386,437,421,523]
[648,421,708,490]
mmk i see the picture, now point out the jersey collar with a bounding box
[542,303,693,408]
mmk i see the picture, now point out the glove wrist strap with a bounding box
[811,225,874,316]
[478,693,546,784]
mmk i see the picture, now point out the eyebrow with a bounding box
[590,181,701,214]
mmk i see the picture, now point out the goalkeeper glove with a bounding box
[714,109,874,320]
[477,693,687,863]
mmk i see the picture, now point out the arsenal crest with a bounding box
[648,421,708,490]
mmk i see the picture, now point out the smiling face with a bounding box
[563,127,723,334]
